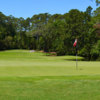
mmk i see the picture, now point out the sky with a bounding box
[0,0,97,19]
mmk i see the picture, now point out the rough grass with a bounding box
[0,50,100,100]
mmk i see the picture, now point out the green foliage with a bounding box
[96,0,100,6]
[86,6,93,16]
[91,40,100,60]
[0,7,100,60]
[92,7,100,24]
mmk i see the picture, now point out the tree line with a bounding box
[0,6,100,60]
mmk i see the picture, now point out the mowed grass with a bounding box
[0,50,100,100]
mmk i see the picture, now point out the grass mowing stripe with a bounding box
[0,78,100,100]
[0,75,100,82]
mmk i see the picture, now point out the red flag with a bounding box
[73,39,77,47]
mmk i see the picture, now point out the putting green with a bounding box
[0,50,99,77]
[0,50,100,100]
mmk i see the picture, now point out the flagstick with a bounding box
[76,52,78,70]
[76,47,78,70]
[73,38,78,70]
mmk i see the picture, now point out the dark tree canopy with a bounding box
[0,5,100,60]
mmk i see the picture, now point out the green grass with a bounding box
[0,50,100,100]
